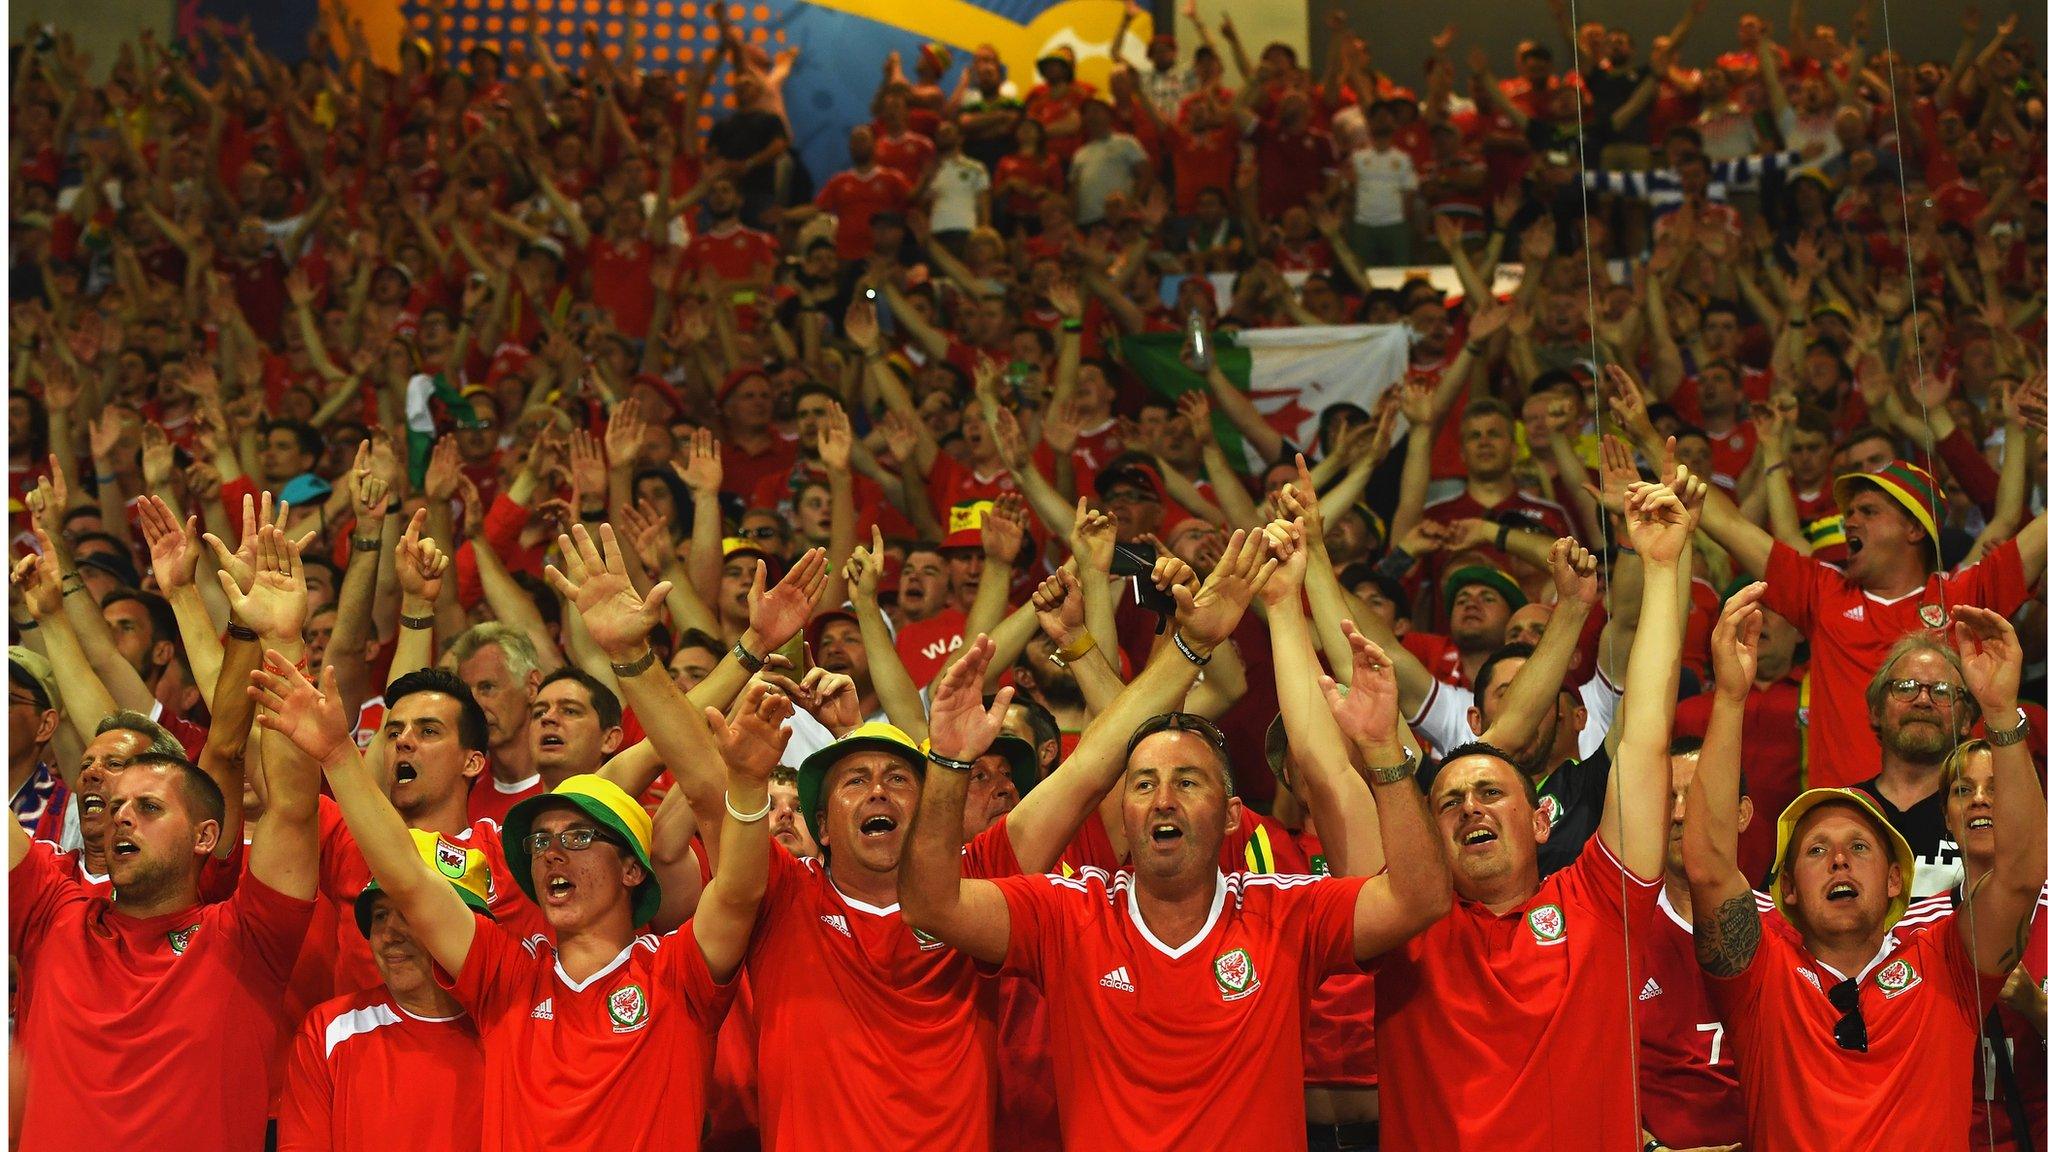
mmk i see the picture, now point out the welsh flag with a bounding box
[1119,325,1411,472]
[405,373,478,486]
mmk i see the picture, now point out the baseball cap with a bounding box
[502,775,663,928]
[941,499,995,551]
[8,647,60,714]
[1769,788,1915,931]
[1094,458,1165,503]
[1443,565,1527,612]
[356,828,495,938]
[957,733,1041,798]
[796,721,928,824]
[1833,460,1945,543]
[919,43,953,73]
[1037,45,1077,75]
[805,606,861,655]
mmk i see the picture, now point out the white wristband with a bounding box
[724,791,772,823]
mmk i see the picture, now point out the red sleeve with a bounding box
[8,839,85,975]
[658,919,742,1025]
[1760,541,1822,637]
[962,816,1024,880]
[442,915,522,1023]
[1934,428,2001,513]
[1295,875,1371,979]
[275,1009,335,1152]
[1560,832,1662,930]
[224,870,318,985]
[1953,538,2031,617]
[992,872,1065,983]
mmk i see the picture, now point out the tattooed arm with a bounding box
[1683,582,1767,978]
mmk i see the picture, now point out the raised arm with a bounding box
[694,681,793,981]
[1476,539,1598,763]
[901,638,1020,963]
[1597,471,1703,878]
[1951,607,2048,976]
[1000,530,1277,871]
[1684,582,1770,977]
[254,657,476,970]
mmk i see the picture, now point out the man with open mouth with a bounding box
[1695,452,2044,788]
[1374,472,1706,1152]
[1684,602,2044,1150]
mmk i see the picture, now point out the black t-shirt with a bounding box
[1854,775,1965,897]
[1587,65,1652,145]
[1535,748,1611,878]
[708,110,789,196]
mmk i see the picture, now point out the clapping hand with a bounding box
[927,635,1015,763]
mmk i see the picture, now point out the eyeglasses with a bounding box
[1827,978,1868,1052]
[1125,711,1231,762]
[1101,487,1159,506]
[735,526,785,541]
[1885,678,1966,706]
[457,420,495,432]
[521,828,619,855]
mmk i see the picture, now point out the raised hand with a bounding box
[1067,497,1118,575]
[603,396,651,468]
[706,681,797,781]
[1173,528,1278,650]
[981,493,1028,565]
[1040,396,1083,454]
[423,434,463,503]
[1396,375,1438,425]
[139,423,176,489]
[616,499,677,569]
[396,510,449,604]
[250,654,355,772]
[1951,605,2021,714]
[1710,580,1768,698]
[11,544,61,622]
[138,495,202,593]
[1256,517,1310,606]
[986,406,1030,471]
[672,427,723,494]
[816,402,854,472]
[1320,621,1403,753]
[843,297,881,353]
[217,524,309,642]
[1032,567,1087,646]
[1548,536,1599,607]
[1624,473,1700,566]
[1178,390,1215,445]
[927,634,1016,762]
[544,523,674,659]
[748,547,830,651]
[566,429,609,504]
[847,524,885,603]
[1466,298,1513,342]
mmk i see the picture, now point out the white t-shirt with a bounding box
[1407,666,1621,763]
[926,154,991,235]
[1069,133,1149,224]
[1349,144,1419,227]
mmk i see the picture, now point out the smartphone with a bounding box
[1109,541,1157,578]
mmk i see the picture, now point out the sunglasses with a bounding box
[735,526,785,542]
[1884,678,1966,706]
[1124,711,1230,763]
[1827,978,1868,1052]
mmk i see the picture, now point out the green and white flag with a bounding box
[405,372,478,486]
[1119,324,1410,472]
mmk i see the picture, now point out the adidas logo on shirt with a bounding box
[531,998,555,1020]
[821,915,851,938]
[1098,966,1135,993]
[1638,979,1663,1002]
[1843,604,1865,621]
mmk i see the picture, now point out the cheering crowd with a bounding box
[7,0,2048,1149]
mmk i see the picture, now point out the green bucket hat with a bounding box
[502,775,662,928]
[796,721,928,826]
[357,828,495,938]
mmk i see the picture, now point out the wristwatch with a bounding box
[1365,748,1419,786]
[1987,712,2031,749]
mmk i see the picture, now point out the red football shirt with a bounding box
[466,773,544,830]
[681,223,779,283]
[747,829,1019,1151]
[1763,539,2029,787]
[277,986,485,1152]
[894,608,967,688]
[1296,830,1379,1089]
[1708,909,2000,1151]
[587,235,661,340]
[1375,837,1660,1152]
[1672,676,1807,885]
[1635,889,1755,1148]
[10,840,314,1152]
[993,867,1368,1150]
[444,918,736,1150]
[319,799,549,995]
[814,166,914,260]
